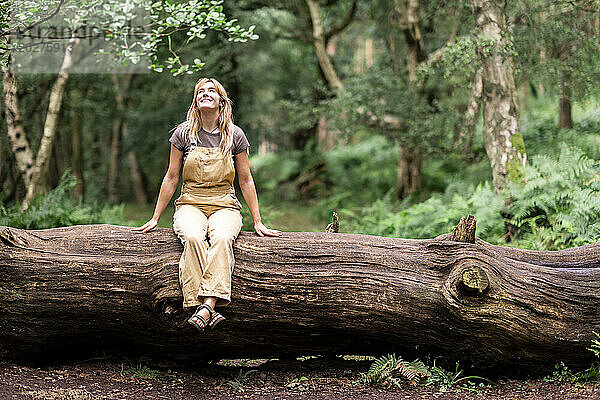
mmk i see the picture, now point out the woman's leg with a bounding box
[172,204,209,309]
[197,208,243,306]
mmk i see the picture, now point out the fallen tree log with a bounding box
[1,222,599,374]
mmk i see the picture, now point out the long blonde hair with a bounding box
[179,77,234,153]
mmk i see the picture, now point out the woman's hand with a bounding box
[132,218,158,233]
[254,221,281,237]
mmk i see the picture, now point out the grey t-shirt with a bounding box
[168,123,250,163]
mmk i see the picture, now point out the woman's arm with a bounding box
[234,150,281,237]
[133,144,183,233]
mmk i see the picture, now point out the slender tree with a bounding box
[470,0,526,193]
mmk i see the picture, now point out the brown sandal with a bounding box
[188,304,211,332]
[188,304,226,331]
[208,307,225,329]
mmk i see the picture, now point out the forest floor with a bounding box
[1,357,599,400]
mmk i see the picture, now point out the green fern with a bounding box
[589,331,600,359]
[356,353,429,388]
[507,144,600,250]
[568,332,600,384]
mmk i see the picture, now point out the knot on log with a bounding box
[449,215,476,243]
[457,265,489,297]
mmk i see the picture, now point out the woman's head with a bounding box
[184,78,234,153]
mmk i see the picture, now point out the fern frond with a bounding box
[357,354,430,388]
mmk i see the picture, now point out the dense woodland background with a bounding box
[1,0,600,251]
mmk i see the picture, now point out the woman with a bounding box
[134,78,280,332]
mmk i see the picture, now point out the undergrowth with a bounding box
[340,143,600,250]
[356,354,491,392]
[543,332,600,384]
[0,171,124,229]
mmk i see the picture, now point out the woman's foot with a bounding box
[187,304,211,331]
[188,303,226,331]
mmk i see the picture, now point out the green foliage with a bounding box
[543,362,574,383]
[356,354,429,388]
[522,110,600,160]
[512,0,600,99]
[122,364,158,379]
[3,0,258,74]
[590,332,600,359]
[544,333,600,384]
[327,64,461,155]
[345,182,504,243]
[506,144,600,250]
[574,332,600,384]
[221,369,257,391]
[425,360,491,392]
[0,171,124,229]
[357,354,490,392]
[250,136,398,217]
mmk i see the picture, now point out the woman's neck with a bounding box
[201,110,219,133]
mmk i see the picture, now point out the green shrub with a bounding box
[0,171,124,229]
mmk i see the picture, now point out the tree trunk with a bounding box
[456,68,483,156]
[402,0,427,82]
[22,37,80,210]
[70,89,85,201]
[127,150,147,205]
[396,145,422,198]
[2,65,34,189]
[558,77,573,130]
[394,0,425,197]
[316,36,340,151]
[108,72,134,205]
[470,0,526,193]
[305,0,344,94]
[1,223,599,373]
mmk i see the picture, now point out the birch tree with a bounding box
[469,0,526,193]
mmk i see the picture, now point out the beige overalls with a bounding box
[172,145,243,308]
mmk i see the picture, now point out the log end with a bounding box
[457,265,489,297]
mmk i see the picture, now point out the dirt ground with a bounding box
[1,357,599,400]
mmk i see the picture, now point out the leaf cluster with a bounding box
[2,0,258,74]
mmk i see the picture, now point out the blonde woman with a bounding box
[135,78,280,331]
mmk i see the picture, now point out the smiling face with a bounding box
[195,81,221,111]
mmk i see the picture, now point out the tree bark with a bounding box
[2,223,598,373]
[316,36,340,151]
[22,37,80,210]
[470,0,526,193]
